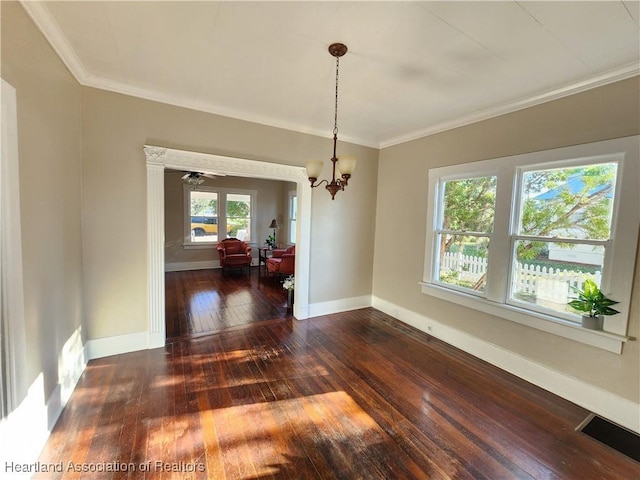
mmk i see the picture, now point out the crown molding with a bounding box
[20,0,89,85]
[379,62,640,149]
[21,0,377,147]
[87,73,379,149]
[22,1,639,150]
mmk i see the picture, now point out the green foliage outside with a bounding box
[441,163,616,290]
[191,198,217,216]
[226,200,250,236]
[518,164,615,261]
[191,197,251,238]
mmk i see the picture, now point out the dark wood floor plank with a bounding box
[37,270,640,479]
[311,317,551,478]
[165,267,288,341]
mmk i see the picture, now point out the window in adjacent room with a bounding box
[289,191,297,244]
[184,186,256,245]
[226,192,252,242]
[188,189,219,243]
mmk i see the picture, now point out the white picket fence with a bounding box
[441,252,600,303]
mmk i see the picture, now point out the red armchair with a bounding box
[266,245,295,276]
[217,238,252,274]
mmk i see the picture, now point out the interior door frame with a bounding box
[144,145,311,348]
[1,79,28,416]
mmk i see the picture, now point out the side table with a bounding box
[258,247,272,276]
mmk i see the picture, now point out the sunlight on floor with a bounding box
[187,391,382,479]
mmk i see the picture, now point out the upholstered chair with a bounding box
[217,238,252,274]
[266,245,295,276]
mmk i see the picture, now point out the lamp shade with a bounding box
[338,155,356,176]
[269,219,278,229]
[306,160,324,179]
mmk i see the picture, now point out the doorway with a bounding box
[145,145,311,348]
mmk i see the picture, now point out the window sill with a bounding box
[419,282,628,354]
[182,242,215,249]
[182,241,259,249]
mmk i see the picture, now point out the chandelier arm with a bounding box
[337,175,351,187]
[309,178,329,189]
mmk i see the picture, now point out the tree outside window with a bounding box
[226,193,251,241]
[511,163,616,313]
[435,163,618,317]
[437,176,496,293]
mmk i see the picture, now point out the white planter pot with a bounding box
[581,315,603,330]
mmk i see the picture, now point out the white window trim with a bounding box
[183,185,257,247]
[288,189,297,245]
[421,136,639,354]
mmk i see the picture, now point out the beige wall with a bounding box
[9,0,636,421]
[164,170,293,265]
[1,2,84,400]
[373,77,640,403]
[81,87,379,339]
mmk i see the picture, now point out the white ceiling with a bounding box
[22,1,640,148]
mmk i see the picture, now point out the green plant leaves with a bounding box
[567,279,619,317]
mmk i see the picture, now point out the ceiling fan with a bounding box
[181,171,225,185]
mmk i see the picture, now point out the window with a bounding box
[189,190,219,242]
[288,191,297,244]
[226,193,252,241]
[422,137,639,352]
[509,163,616,318]
[184,186,255,245]
[435,176,496,294]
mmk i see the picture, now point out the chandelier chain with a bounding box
[333,56,340,136]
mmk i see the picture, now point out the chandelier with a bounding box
[306,43,356,200]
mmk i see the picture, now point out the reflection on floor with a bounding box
[165,267,290,340]
[35,308,640,479]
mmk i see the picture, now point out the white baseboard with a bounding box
[372,295,640,434]
[0,330,154,476]
[307,295,372,318]
[85,331,149,359]
[7,295,635,479]
[0,342,87,479]
[1,375,50,478]
[148,332,165,349]
[165,260,219,272]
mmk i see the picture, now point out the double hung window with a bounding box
[188,189,219,243]
[509,163,616,316]
[184,186,255,245]
[289,191,297,244]
[226,193,252,242]
[422,137,639,352]
[435,176,496,294]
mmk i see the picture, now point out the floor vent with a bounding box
[578,414,640,462]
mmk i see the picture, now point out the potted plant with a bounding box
[567,279,619,330]
[282,275,294,309]
[265,234,277,249]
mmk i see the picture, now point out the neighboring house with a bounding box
[532,172,614,267]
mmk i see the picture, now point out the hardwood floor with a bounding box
[36,302,638,479]
[165,267,290,340]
